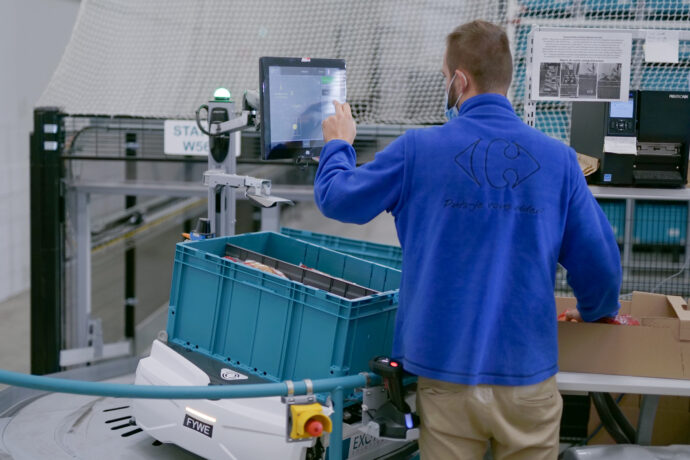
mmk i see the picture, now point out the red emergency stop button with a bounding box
[305,418,323,437]
[390,361,399,367]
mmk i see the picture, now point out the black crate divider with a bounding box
[224,243,378,300]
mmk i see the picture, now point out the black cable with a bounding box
[590,392,633,444]
[558,394,628,459]
[603,392,637,443]
[574,393,626,447]
[195,104,213,136]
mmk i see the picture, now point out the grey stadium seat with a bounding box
[563,445,690,460]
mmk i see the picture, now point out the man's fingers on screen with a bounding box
[332,100,342,114]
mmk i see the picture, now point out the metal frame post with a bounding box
[505,0,521,103]
[60,185,132,367]
[685,201,690,283]
[330,386,345,460]
[524,26,537,127]
[124,133,137,340]
[30,107,65,375]
[623,198,634,281]
[636,394,660,445]
[73,191,91,350]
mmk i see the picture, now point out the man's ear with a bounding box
[454,69,469,92]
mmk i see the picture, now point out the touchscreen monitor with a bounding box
[259,57,346,160]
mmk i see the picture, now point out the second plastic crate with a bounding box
[167,232,401,382]
[280,227,403,269]
[633,201,688,246]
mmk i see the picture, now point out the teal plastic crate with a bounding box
[633,202,688,246]
[596,199,626,244]
[519,0,573,11]
[280,227,403,270]
[583,0,636,13]
[167,232,401,382]
[645,0,690,14]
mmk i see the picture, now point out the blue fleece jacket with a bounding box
[314,93,622,386]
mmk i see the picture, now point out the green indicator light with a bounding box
[321,76,334,84]
[213,87,231,101]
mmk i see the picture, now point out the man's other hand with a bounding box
[558,309,583,322]
[322,100,356,145]
[565,310,582,322]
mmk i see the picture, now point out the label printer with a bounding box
[570,90,690,188]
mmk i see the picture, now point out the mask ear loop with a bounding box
[451,72,468,109]
[445,74,457,109]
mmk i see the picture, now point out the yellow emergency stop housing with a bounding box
[289,403,332,439]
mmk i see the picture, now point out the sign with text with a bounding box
[183,414,213,438]
[645,29,679,63]
[164,120,209,156]
[348,433,387,457]
[530,28,632,102]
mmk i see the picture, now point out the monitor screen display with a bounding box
[609,99,634,119]
[260,57,346,160]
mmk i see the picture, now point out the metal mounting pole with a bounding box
[225,131,241,236]
[215,131,240,237]
[201,101,291,236]
[207,105,241,237]
[260,207,281,232]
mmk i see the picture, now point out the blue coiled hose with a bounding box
[0,367,379,399]
[0,367,384,460]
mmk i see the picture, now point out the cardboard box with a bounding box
[587,396,690,446]
[557,292,690,379]
[559,293,690,446]
[648,407,690,445]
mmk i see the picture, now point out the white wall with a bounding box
[0,0,80,302]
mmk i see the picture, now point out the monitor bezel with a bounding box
[259,56,346,161]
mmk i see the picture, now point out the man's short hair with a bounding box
[446,20,513,93]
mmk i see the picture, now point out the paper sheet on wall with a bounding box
[644,30,679,64]
[604,136,637,155]
[530,28,632,102]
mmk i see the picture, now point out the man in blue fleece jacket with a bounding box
[315,20,621,460]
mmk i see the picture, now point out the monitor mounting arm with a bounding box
[208,110,250,136]
[203,170,294,211]
[197,89,292,237]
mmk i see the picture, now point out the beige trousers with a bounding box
[416,375,563,460]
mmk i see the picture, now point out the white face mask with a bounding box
[444,72,467,121]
